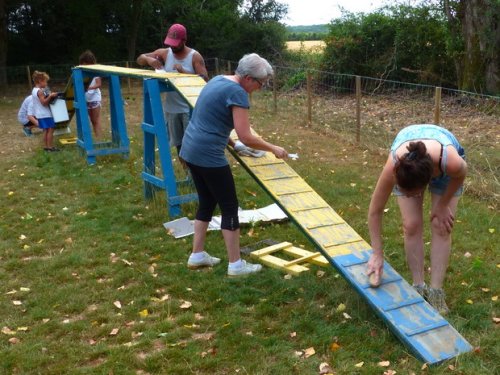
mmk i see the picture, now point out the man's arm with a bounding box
[192,52,208,82]
[136,48,167,70]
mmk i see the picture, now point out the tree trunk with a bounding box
[456,0,499,94]
[126,0,144,62]
[0,0,7,88]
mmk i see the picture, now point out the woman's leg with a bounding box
[429,194,460,288]
[397,194,425,286]
[188,163,217,254]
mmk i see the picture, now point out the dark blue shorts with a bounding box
[38,117,55,129]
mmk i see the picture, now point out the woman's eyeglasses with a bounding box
[251,77,266,88]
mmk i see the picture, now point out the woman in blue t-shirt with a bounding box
[366,124,467,314]
[180,53,288,277]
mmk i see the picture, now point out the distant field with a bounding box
[286,40,326,51]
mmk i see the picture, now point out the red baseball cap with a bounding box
[164,24,187,47]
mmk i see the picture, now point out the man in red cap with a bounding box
[137,23,208,156]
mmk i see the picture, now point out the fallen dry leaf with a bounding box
[336,303,346,312]
[12,301,22,306]
[290,331,297,338]
[138,309,149,317]
[464,252,472,258]
[109,328,119,336]
[378,361,390,367]
[421,363,428,370]
[8,337,20,344]
[354,362,364,368]
[342,312,352,320]
[493,317,500,324]
[319,362,335,374]
[304,347,315,358]
[330,342,341,351]
[192,332,215,341]
[113,301,122,309]
[448,364,455,371]
[384,370,397,375]
[180,301,192,309]
[194,313,204,320]
[1,327,16,335]
[316,270,325,278]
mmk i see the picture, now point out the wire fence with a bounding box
[2,58,498,202]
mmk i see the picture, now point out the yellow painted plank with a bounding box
[251,242,293,256]
[281,247,329,266]
[250,253,310,275]
[283,251,322,267]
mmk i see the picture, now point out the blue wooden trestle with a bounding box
[72,68,130,165]
[141,78,197,216]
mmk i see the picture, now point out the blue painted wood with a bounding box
[333,250,473,364]
[141,78,198,217]
[72,69,96,164]
[71,68,130,165]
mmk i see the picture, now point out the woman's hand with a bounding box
[366,251,384,287]
[430,205,454,234]
[272,145,287,159]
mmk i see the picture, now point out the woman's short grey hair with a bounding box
[235,53,273,80]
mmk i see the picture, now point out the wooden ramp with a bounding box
[229,145,472,364]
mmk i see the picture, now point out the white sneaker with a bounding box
[187,252,221,269]
[227,260,262,277]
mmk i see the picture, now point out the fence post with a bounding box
[215,58,219,76]
[434,86,442,125]
[273,66,277,114]
[356,76,361,143]
[307,71,312,127]
[26,66,32,91]
[125,61,131,92]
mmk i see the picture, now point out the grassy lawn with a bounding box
[0,87,498,374]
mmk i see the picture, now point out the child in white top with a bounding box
[31,71,59,151]
[17,95,38,136]
[79,50,102,138]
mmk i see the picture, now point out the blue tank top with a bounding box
[391,124,464,175]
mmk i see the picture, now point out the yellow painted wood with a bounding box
[59,137,77,145]
[281,246,329,266]
[232,132,372,260]
[283,252,322,267]
[250,242,328,273]
[77,64,206,108]
[251,242,293,256]
[251,253,310,275]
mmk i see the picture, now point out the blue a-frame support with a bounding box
[72,66,198,216]
[141,78,198,217]
[72,68,130,165]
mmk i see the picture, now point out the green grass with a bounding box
[0,90,498,374]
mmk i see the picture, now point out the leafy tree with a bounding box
[321,5,456,86]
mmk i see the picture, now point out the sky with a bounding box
[283,0,390,26]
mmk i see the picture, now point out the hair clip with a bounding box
[406,151,417,160]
